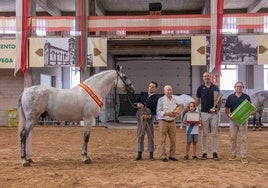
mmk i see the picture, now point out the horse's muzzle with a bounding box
[127,85,135,95]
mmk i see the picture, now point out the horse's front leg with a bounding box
[81,118,94,164]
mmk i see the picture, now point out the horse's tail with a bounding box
[18,94,25,138]
[18,93,33,158]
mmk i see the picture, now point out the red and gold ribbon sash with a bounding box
[79,83,103,108]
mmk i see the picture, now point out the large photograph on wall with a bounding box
[29,37,76,67]
[44,38,75,67]
[29,37,107,68]
[222,35,257,65]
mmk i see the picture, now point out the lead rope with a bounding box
[127,96,138,109]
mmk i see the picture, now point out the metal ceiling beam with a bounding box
[95,0,105,15]
[247,0,266,13]
[37,0,61,16]
[115,56,190,62]
[202,0,210,14]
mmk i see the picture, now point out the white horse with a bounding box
[173,94,195,113]
[173,94,195,126]
[18,66,135,167]
[251,90,268,130]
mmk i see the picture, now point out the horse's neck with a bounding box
[85,71,116,99]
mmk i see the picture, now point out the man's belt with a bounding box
[161,119,175,123]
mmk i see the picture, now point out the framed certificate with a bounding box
[186,112,200,124]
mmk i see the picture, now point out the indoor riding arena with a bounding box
[1,0,268,187]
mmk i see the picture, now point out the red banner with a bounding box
[75,0,88,71]
[21,0,29,74]
[210,0,224,75]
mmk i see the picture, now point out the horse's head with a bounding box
[116,66,135,95]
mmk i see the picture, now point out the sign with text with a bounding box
[0,39,16,69]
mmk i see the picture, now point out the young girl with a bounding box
[183,102,200,160]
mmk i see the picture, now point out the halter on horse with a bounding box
[18,66,134,167]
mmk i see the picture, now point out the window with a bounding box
[40,74,51,86]
[116,30,126,35]
[220,65,237,90]
[51,76,56,87]
[70,67,80,88]
[264,16,268,33]
[70,20,80,36]
[0,18,16,34]
[222,17,238,34]
[36,19,46,36]
[265,65,268,90]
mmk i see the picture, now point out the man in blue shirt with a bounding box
[225,81,251,164]
[195,72,221,160]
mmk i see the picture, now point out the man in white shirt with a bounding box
[157,85,181,162]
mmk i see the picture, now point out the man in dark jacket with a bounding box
[135,81,159,161]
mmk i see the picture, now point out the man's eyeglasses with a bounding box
[234,86,244,88]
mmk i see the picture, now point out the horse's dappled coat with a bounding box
[18,68,134,166]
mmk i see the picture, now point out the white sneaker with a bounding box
[241,157,248,164]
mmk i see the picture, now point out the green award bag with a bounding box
[230,99,256,125]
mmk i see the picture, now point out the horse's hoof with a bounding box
[84,159,92,164]
[22,162,31,167]
[27,158,34,163]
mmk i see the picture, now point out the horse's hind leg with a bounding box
[20,122,34,166]
[20,127,30,166]
[252,114,257,131]
[258,110,263,130]
[26,131,33,163]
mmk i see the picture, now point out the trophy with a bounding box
[173,103,184,115]
[210,91,223,112]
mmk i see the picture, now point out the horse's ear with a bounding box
[116,65,122,72]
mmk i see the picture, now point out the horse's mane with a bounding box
[83,70,115,82]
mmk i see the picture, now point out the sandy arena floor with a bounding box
[0,124,268,188]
